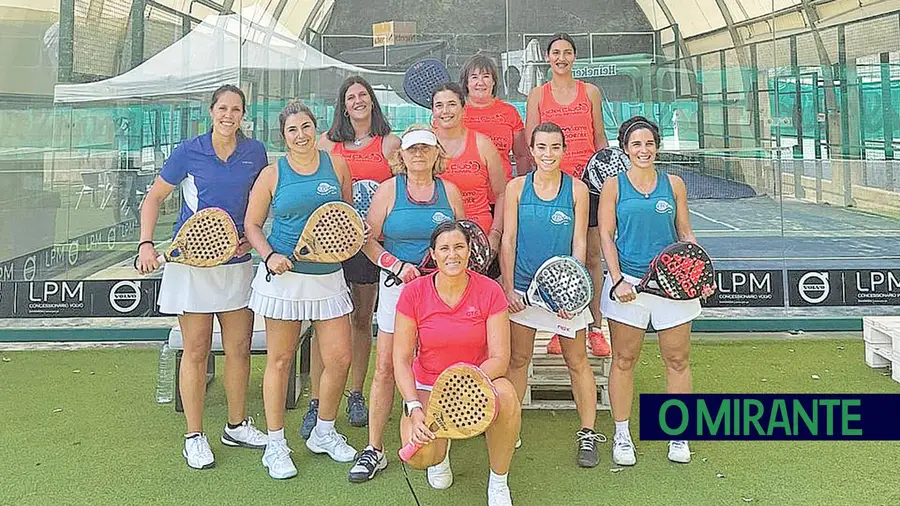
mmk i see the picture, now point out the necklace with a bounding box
[352,134,370,147]
[628,172,656,198]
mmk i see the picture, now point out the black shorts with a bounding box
[588,192,600,228]
[342,250,379,285]
[485,254,501,280]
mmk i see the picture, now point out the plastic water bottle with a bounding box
[155,343,175,404]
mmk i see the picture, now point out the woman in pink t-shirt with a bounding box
[393,221,520,505]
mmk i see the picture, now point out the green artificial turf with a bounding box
[2,339,899,506]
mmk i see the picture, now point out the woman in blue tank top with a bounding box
[500,122,604,468]
[243,101,357,480]
[347,125,465,484]
[598,116,714,468]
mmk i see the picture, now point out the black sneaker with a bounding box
[346,391,369,427]
[576,428,605,468]
[348,446,387,483]
[299,399,318,440]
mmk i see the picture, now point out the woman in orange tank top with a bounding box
[524,33,608,179]
[307,76,401,433]
[460,54,531,181]
[432,82,507,258]
[524,33,612,360]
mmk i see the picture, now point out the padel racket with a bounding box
[612,242,715,301]
[352,179,380,220]
[293,201,365,263]
[134,207,239,269]
[398,362,498,462]
[523,255,593,314]
[383,219,492,287]
[581,147,630,196]
[403,59,451,108]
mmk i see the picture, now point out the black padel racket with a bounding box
[581,147,630,196]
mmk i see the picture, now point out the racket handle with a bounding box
[398,442,423,462]
[156,254,167,265]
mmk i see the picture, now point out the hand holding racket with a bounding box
[403,59,451,108]
[611,242,716,302]
[523,256,593,318]
[134,207,239,273]
[398,363,498,462]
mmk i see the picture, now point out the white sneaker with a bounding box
[222,417,268,449]
[667,440,691,463]
[306,426,357,462]
[262,438,297,479]
[487,481,513,506]
[183,433,215,470]
[426,441,453,489]
[612,433,636,466]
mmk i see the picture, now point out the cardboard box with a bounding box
[372,21,416,47]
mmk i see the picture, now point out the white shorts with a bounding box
[248,263,353,321]
[508,290,593,338]
[600,273,701,331]
[375,270,404,334]
[157,261,253,315]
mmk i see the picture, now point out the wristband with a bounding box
[609,276,626,301]
[264,251,277,282]
[137,240,154,250]
[377,251,399,271]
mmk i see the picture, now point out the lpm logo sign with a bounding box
[787,270,844,306]
[707,269,784,307]
[843,269,900,306]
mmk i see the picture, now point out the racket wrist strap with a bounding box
[610,276,626,300]
[138,240,154,250]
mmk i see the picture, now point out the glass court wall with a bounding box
[1,0,898,319]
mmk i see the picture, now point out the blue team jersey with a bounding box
[160,132,268,264]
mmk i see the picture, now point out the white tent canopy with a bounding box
[53,12,402,104]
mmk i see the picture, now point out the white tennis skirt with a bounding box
[157,261,253,315]
[508,290,594,338]
[248,263,353,321]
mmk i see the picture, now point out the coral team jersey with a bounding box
[463,99,524,181]
[538,81,596,178]
[439,130,493,234]
[331,136,392,183]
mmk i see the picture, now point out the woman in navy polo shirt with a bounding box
[136,85,269,470]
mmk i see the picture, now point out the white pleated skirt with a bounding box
[248,263,353,321]
[157,261,253,315]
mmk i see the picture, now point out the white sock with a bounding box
[268,428,284,442]
[431,441,451,469]
[315,418,335,436]
[489,469,508,487]
[366,444,383,455]
[615,420,630,438]
[185,432,202,439]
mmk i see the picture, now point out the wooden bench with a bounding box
[863,316,900,383]
[524,322,612,410]
[167,314,311,412]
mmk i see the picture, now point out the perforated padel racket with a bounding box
[523,255,593,314]
[383,219,492,287]
[398,362,498,462]
[581,147,631,196]
[612,242,716,301]
[352,179,380,221]
[292,201,365,263]
[403,59,451,108]
[134,207,239,270]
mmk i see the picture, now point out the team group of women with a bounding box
[135,33,708,506]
